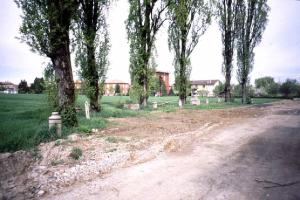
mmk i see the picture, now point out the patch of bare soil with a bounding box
[0,100,292,199]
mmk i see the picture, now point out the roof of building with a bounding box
[156,70,169,74]
[0,81,16,86]
[190,80,219,86]
[105,80,129,84]
[75,80,130,85]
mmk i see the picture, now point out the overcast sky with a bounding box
[0,0,300,85]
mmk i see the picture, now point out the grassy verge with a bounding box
[0,94,280,152]
[0,94,51,152]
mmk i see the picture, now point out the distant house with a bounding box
[74,80,130,96]
[104,80,130,96]
[155,70,170,96]
[190,80,220,97]
[0,81,18,94]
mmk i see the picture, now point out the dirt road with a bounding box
[43,101,300,200]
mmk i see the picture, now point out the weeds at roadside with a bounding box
[54,139,63,146]
[69,147,83,160]
[105,136,118,143]
[105,136,129,143]
[51,159,64,166]
[105,148,117,153]
[31,147,42,160]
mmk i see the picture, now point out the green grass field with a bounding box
[0,93,279,152]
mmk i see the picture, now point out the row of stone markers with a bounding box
[190,96,221,106]
[49,98,222,136]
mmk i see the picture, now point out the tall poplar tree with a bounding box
[15,0,78,126]
[216,0,239,102]
[168,0,211,106]
[74,0,110,112]
[127,0,169,106]
[236,0,269,103]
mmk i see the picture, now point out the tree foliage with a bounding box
[280,79,299,98]
[267,82,279,97]
[213,81,225,96]
[168,0,211,105]
[236,0,269,103]
[255,76,274,89]
[15,0,78,126]
[74,0,110,112]
[18,80,30,94]
[44,63,59,110]
[255,76,278,96]
[30,77,45,94]
[233,83,254,98]
[126,0,169,106]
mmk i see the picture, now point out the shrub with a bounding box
[246,96,252,104]
[77,125,91,133]
[105,136,118,143]
[105,148,117,153]
[51,159,64,166]
[35,124,58,143]
[280,79,299,98]
[69,147,83,160]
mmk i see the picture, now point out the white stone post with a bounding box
[206,98,209,104]
[178,99,183,108]
[217,98,221,103]
[85,101,90,119]
[49,112,62,137]
[153,102,158,109]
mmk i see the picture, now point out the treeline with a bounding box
[17,78,45,94]
[214,77,300,100]
[15,0,270,126]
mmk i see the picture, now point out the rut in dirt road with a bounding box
[43,101,300,200]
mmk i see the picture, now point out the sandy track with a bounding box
[43,101,300,200]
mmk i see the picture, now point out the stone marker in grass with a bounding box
[49,112,62,137]
[191,96,200,106]
[85,101,90,119]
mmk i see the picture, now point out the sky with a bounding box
[0,0,300,85]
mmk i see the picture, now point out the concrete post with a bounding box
[153,102,158,109]
[85,101,90,119]
[178,99,183,108]
[49,112,62,137]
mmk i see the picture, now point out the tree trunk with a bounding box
[179,59,187,106]
[89,78,100,112]
[223,0,234,103]
[241,82,247,104]
[178,26,187,106]
[224,34,233,103]
[142,78,148,107]
[51,46,77,126]
[87,45,100,112]
[224,73,231,102]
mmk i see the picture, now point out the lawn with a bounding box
[0,93,279,152]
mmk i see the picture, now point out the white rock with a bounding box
[91,128,97,133]
[67,134,80,141]
[37,190,45,196]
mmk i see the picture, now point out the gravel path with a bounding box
[43,101,300,200]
